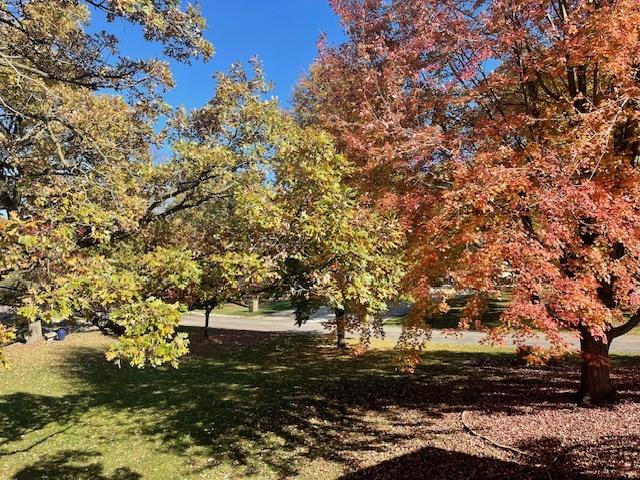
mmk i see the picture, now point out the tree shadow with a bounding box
[338,441,636,480]
[11,450,141,480]
[517,434,640,480]
[1,329,639,478]
[0,392,83,446]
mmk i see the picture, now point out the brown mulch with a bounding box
[335,361,640,480]
[185,328,295,356]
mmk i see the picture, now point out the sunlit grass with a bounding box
[383,293,640,336]
[1,329,637,479]
[214,299,293,317]
[0,330,515,479]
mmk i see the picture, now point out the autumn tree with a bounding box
[0,0,407,369]
[288,210,405,351]
[0,0,212,366]
[159,62,406,346]
[306,0,640,404]
[10,59,291,365]
[272,126,406,350]
[148,62,286,335]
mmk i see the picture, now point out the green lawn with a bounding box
[213,299,293,317]
[0,329,518,480]
[384,293,640,335]
[2,330,639,479]
[384,294,510,329]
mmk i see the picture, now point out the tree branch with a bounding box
[608,313,640,340]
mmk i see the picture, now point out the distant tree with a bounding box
[162,63,406,346]
[306,0,640,404]
[285,209,406,351]
[160,200,280,337]
[160,61,285,335]
[272,129,406,350]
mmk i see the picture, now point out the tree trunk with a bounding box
[24,320,43,344]
[204,306,212,338]
[335,308,347,349]
[577,330,616,405]
[249,295,260,313]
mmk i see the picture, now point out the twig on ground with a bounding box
[545,444,581,480]
[460,410,530,457]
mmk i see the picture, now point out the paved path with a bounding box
[180,311,640,355]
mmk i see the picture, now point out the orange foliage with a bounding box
[303,0,640,350]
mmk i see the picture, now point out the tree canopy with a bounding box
[4,0,640,407]
[0,0,403,367]
[0,0,210,366]
[300,0,640,404]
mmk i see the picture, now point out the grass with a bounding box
[213,299,293,317]
[0,330,511,480]
[384,294,510,329]
[383,293,640,336]
[1,329,639,479]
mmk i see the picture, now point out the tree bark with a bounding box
[577,329,616,405]
[335,308,347,349]
[204,305,212,338]
[24,320,43,344]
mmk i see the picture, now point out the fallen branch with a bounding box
[460,410,530,456]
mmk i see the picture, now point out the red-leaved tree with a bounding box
[300,0,640,405]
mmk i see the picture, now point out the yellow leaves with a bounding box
[23,1,89,39]
[105,0,212,60]
[0,322,15,363]
[139,247,202,302]
[106,298,189,368]
[14,243,200,369]
[16,234,38,249]
[0,0,213,371]
[19,290,74,324]
[16,304,39,323]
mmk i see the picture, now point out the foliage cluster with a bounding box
[0,1,405,367]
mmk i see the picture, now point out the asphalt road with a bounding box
[180,310,640,355]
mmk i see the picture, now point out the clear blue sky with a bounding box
[94,1,345,110]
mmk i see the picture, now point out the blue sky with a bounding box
[94,1,345,110]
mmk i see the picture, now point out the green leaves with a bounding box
[270,123,406,339]
[0,0,211,367]
[0,323,15,368]
[106,298,189,369]
[16,249,199,368]
[0,11,404,370]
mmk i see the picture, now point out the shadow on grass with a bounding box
[12,450,141,480]
[1,329,639,479]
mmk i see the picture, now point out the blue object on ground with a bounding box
[56,329,66,341]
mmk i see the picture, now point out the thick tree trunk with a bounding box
[335,308,347,349]
[577,330,616,405]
